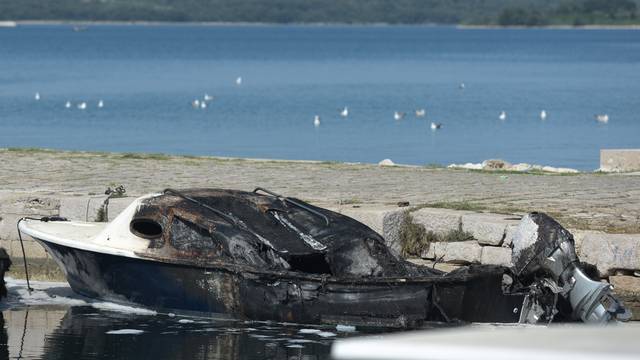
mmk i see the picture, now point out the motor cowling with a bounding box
[511,212,631,323]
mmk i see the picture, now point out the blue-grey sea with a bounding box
[1,24,639,169]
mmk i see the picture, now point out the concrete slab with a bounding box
[461,213,518,246]
[481,246,513,267]
[411,208,466,235]
[600,149,640,172]
[580,233,640,275]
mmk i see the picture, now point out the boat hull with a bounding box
[35,237,524,327]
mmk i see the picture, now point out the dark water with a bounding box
[0,279,371,360]
[1,25,639,170]
[2,307,341,360]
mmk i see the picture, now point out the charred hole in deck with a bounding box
[130,218,163,239]
[286,253,332,275]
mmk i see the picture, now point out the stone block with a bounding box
[427,241,481,264]
[59,196,107,222]
[59,196,133,222]
[332,205,408,256]
[503,224,518,247]
[600,149,640,172]
[569,229,603,253]
[0,194,59,216]
[11,239,48,259]
[609,275,640,321]
[411,208,465,235]
[0,214,23,242]
[481,246,513,267]
[580,233,640,275]
[461,213,518,246]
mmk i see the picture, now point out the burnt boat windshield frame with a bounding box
[253,187,330,226]
[163,188,238,226]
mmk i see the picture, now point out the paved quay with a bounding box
[1,148,639,233]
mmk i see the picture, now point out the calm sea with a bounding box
[1,24,639,170]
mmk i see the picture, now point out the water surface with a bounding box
[1,279,366,359]
[1,25,639,169]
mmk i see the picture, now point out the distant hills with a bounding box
[1,0,639,26]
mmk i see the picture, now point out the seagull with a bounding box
[97,100,104,108]
[540,110,547,120]
[430,122,442,130]
[415,109,426,117]
[192,99,200,108]
[595,114,609,124]
[394,111,405,121]
[499,111,507,121]
[34,92,40,101]
[313,115,321,127]
[77,102,87,110]
[236,77,242,86]
[65,101,72,109]
[200,101,207,109]
[204,94,214,101]
[340,106,349,118]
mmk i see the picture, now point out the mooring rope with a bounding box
[16,216,68,293]
[16,218,37,292]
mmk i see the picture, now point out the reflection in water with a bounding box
[4,306,345,360]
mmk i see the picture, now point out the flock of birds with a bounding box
[32,78,612,127]
[34,92,105,110]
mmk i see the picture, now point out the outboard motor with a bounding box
[512,212,631,324]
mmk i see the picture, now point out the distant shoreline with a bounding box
[7,20,640,29]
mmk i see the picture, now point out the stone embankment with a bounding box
[1,148,639,318]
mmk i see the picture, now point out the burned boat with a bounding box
[17,188,630,327]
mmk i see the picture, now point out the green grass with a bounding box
[423,163,445,169]
[5,147,58,154]
[419,201,489,212]
[460,168,582,176]
[119,152,172,160]
[339,198,363,205]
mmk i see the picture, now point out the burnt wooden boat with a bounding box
[19,188,527,327]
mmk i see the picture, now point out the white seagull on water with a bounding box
[65,101,71,109]
[394,111,405,121]
[499,111,507,121]
[77,102,87,110]
[430,122,442,130]
[595,114,609,124]
[340,107,349,118]
[34,92,40,101]
[313,115,321,127]
[540,110,547,120]
[236,77,242,86]
[97,100,104,108]
[415,109,426,117]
